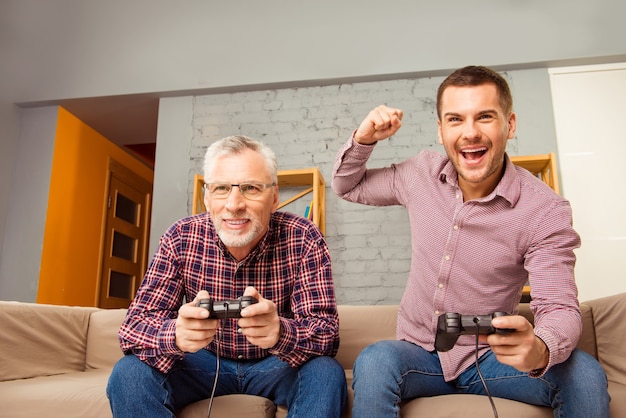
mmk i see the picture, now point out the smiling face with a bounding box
[437,83,516,200]
[204,148,279,260]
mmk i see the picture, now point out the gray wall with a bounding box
[0,107,58,301]
[2,0,625,301]
[154,68,556,304]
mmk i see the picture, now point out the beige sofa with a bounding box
[1,293,625,418]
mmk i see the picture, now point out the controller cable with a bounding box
[205,302,230,418]
[474,319,499,418]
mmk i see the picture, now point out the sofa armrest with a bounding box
[0,301,98,381]
[85,308,127,370]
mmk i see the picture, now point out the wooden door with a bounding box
[99,160,152,308]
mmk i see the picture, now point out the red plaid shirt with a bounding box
[118,211,340,374]
[332,138,582,381]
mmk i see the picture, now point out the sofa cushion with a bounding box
[401,394,552,417]
[608,381,626,418]
[86,308,127,370]
[0,369,113,418]
[0,301,97,381]
[178,395,277,418]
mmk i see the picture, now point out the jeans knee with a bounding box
[302,356,346,387]
[107,354,162,398]
[354,340,395,372]
[549,349,609,397]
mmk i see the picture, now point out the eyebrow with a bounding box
[443,109,499,118]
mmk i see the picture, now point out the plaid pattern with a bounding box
[119,211,339,373]
[333,138,582,381]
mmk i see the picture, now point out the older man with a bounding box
[108,135,346,417]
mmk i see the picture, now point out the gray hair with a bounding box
[203,135,278,183]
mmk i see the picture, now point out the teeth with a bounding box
[226,219,247,225]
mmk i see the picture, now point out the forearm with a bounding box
[331,135,375,197]
[332,136,402,207]
[269,313,340,367]
[527,201,582,374]
[118,235,187,372]
[268,239,340,367]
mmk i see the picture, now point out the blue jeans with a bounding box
[352,340,610,418]
[107,351,347,418]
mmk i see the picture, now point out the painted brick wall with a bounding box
[189,74,518,305]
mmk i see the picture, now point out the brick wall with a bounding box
[189,74,518,305]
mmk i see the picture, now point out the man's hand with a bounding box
[482,315,549,372]
[354,105,404,145]
[175,290,219,353]
[237,286,282,349]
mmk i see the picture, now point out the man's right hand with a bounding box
[354,105,403,145]
[175,290,219,353]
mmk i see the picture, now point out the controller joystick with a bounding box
[195,296,258,319]
[434,312,515,352]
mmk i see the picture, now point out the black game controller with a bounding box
[195,296,258,319]
[434,312,515,352]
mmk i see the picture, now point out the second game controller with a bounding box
[434,312,515,352]
[195,295,258,319]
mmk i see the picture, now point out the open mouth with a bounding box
[461,147,487,161]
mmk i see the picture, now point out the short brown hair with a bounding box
[436,66,513,120]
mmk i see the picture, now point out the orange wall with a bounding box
[37,107,154,306]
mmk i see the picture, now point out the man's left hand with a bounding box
[237,286,282,349]
[482,315,549,372]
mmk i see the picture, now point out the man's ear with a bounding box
[271,185,280,213]
[507,112,517,140]
[437,120,443,144]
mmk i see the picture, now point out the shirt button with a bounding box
[444,255,450,261]
[238,355,243,359]
[453,225,459,230]
[435,310,440,315]
[438,283,444,289]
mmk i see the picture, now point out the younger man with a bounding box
[332,66,609,417]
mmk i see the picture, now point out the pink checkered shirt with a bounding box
[118,211,339,374]
[332,138,582,381]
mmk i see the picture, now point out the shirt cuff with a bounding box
[159,318,185,357]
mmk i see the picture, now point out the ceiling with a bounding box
[58,93,160,146]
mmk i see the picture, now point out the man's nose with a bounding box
[461,120,480,140]
[224,186,246,210]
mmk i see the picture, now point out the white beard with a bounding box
[216,219,262,249]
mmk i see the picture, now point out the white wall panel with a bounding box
[549,63,626,301]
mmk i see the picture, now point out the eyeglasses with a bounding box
[204,183,276,200]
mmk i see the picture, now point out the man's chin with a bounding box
[218,231,254,248]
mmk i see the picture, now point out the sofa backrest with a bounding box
[335,302,603,371]
[0,301,98,381]
[582,292,626,386]
[85,308,127,370]
[335,305,398,370]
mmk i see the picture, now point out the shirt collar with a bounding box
[438,153,521,207]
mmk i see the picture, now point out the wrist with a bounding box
[352,130,375,146]
[533,335,549,370]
